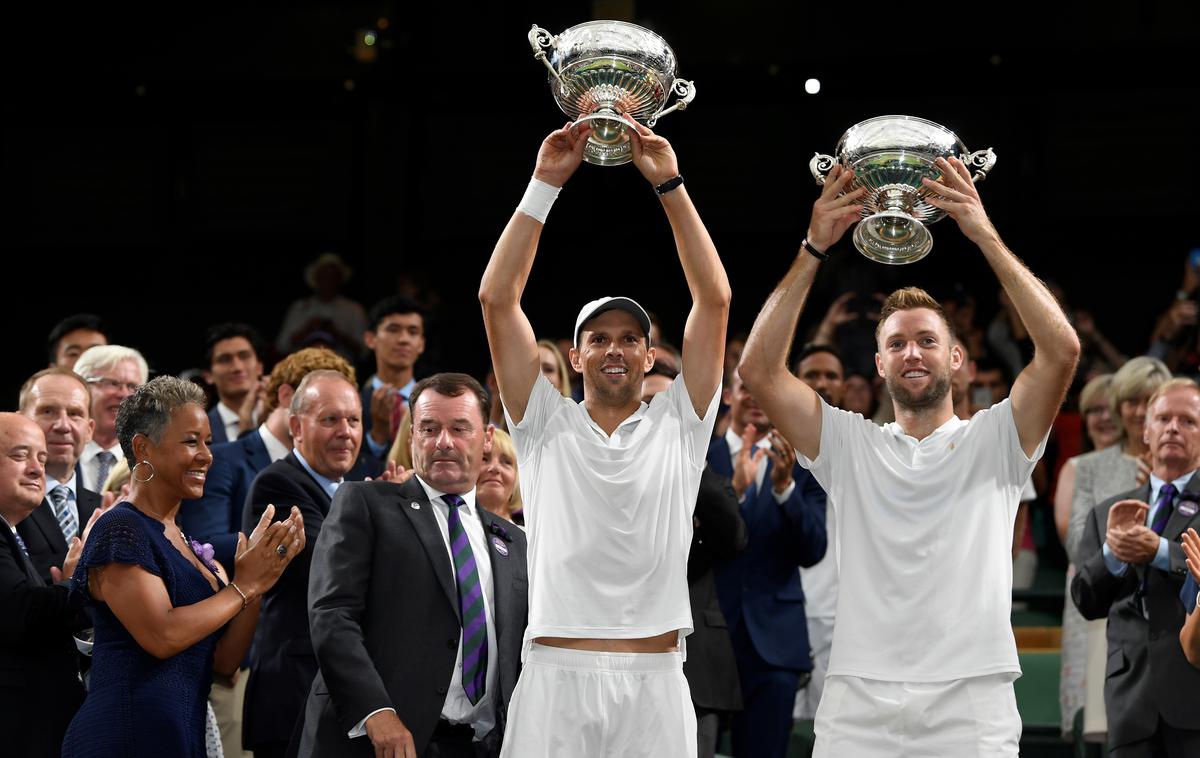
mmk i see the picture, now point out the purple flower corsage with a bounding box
[188,537,220,576]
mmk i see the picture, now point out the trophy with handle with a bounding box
[528,20,696,166]
[810,116,997,264]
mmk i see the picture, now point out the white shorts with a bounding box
[499,643,697,758]
[813,673,1021,758]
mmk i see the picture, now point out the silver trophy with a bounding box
[528,20,696,166]
[810,116,997,264]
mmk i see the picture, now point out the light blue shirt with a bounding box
[364,376,417,457]
[44,472,79,526]
[1103,471,1193,576]
[293,449,342,501]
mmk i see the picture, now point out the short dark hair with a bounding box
[793,343,844,376]
[408,373,490,425]
[203,323,264,367]
[368,295,424,333]
[47,313,106,363]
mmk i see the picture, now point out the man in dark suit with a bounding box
[297,373,528,758]
[240,369,365,758]
[180,346,380,576]
[1072,378,1200,756]
[360,295,426,458]
[202,323,266,446]
[708,369,828,758]
[0,413,87,758]
[16,368,102,584]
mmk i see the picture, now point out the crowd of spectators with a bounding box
[3,245,1200,757]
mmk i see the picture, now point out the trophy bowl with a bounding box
[529,20,696,166]
[810,116,997,264]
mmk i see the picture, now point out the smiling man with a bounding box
[72,345,149,492]
[480,118,729,756]
[240,369,364,758]
[16,368,100,584]
[0,412,87,758]
[738,157,1079,757]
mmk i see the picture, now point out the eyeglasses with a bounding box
[86,377,140,394]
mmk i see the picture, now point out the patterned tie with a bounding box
[1150,483,1178,535]
[445,493,487,704]
[48,485,78,540]
[95,451,117,492]
[13,530,30,558]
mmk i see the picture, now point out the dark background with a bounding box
[3,1,1198,400]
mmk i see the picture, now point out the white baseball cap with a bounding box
[573,296,653,348]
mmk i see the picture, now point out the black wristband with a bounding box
[801,238,830,261]
[655,175,684,195]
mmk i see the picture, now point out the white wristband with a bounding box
[517,177,562,224]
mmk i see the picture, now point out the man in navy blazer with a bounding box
[709,369,827,758]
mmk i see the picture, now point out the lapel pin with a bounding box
[491,536,509,556]
[410,502,421,510]
[1178,500,1198,518]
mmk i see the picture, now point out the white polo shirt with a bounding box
[798,398,1045,682]
[506,373,719,646]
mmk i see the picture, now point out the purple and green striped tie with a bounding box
[445,494,487,704]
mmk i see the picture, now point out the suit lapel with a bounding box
[77,488,101,535]
[398,480,460,622]
[1165,472,1200,540]
[30,500,69,553]
[3,523,45,587]
[478,509,513,640]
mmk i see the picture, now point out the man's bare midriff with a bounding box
[535,629,680,653]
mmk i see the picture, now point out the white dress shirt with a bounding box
[258,424,290,463]
[79,440,124,492]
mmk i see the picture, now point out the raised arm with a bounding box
[479,123,590,424]
[924,157,1080,457]
[624,119,730,415]
[738,165,864,460]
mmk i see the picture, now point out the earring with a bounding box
[131,460,157,484]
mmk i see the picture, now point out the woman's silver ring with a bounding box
[276,544,288,558]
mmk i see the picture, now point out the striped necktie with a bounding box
[95,451,117,492]
[444,493,487,704]
[13,530,31,558]
[1150,483,1178,535]
[48,485,78,540]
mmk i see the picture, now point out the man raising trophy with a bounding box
[739,155,1079,757]
[479,104,730,755]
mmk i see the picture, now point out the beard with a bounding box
[587,364,643,407]
[886,369,952,412]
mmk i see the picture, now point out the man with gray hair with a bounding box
[72,345,149,491]
[240,369,364,758]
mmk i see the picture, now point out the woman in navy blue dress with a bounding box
[62,376,305,757]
